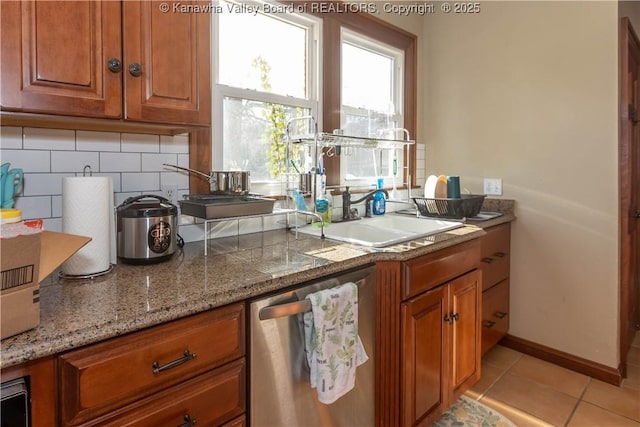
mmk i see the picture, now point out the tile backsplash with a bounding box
[1,126,427,244]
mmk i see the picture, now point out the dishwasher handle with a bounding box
[259,299,311,320]
[258,277,368,321]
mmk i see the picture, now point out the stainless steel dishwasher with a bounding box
[249,266,375,427]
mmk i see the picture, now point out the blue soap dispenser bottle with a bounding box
[372,178,386,215]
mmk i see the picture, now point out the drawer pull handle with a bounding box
[152,350,197,375]
[483,320,496,328]
[494,311,508,319]
[481,257,494,264]
[493,251,507,258]
[178,414,197,427]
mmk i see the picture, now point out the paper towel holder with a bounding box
[83,165,93,177]
[58,263,115,280]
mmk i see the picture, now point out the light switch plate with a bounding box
[483,178,502,196]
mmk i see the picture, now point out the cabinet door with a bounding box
[0,0,123,118]
[401,285,449,427]
[449,270,481,399]
[122,0,211,126]
[1,357,57,427]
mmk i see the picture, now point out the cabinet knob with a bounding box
[494,311,507,319]
[177,414,197,427]
[483,320,496,328]
[444,314,454,324]
[107,58,122,73]
[481,257,494,264]
[129,62,142,77]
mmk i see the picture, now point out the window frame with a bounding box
[211,2,321,187]
[190,2,418,195]
[339,28,405,187]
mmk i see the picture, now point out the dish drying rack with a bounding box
[283,116,416,215]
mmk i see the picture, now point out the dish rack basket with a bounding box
[411,194,486,219]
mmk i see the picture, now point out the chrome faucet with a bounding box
[342,186,389,220]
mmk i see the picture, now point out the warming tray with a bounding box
[179,195,275,220]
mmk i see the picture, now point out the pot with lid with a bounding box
[116,195,178,264]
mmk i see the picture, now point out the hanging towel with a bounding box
[303,282,369,404]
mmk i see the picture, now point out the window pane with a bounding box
[218,3,307,98]
[342,42,393,112]
[222,96,310,181]
[341,36,403,182]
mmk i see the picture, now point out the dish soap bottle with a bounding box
[372,178,386,216]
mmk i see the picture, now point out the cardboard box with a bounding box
[1,230,91,339]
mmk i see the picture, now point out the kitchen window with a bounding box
[210,2,417,194]
[340,29,404,187]
[213,1,320,189]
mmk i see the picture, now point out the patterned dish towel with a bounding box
[303,282,369,404]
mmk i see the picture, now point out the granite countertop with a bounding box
[1,202,514,369]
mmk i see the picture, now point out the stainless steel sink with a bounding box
[294,214,464,247]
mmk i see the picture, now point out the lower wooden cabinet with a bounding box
[401,269,482,427]
[59,303,245,426]
[89,359,245,427]
[480,223,511,355]
[0,356,57,427]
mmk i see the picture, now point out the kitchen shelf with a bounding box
[288,131,415,150]
[199,208,324,255]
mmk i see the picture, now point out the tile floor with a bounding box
[464,332,640,426]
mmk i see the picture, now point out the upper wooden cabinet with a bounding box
[0,0,211,127]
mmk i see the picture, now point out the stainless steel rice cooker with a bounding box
[116,195,178,264]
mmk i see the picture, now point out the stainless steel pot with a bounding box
[163,164,250,195]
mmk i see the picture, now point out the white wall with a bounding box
[422,1,619,367]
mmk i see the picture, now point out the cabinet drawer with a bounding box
[481,223,511,290]
[60,303,245,426]
[403,239,480,300]
[481,279,509,355]
[93,359,245,427]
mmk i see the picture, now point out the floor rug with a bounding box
[433,395,516,427]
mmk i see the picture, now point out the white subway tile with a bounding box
[121,133,160,153]
[1,150,50,172]
[178,223,206,243]
[15,195,52,220]
[51,151,99,173]
[94,172,121,192]
[177,154,192,171]
[24,127,75,150]
[1,127,23,149]
[121,172,160,192]
[52,195,62,217]
[160,171,189,189]
[76,131,121,152]
[142,153,179,171]
[160,133,189,154]
[100,152,141,172]
[43,217,62,233]
[23,173,74,196]
[114,192,141,206]
[237,218,263,234]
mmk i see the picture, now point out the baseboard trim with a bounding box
[501,335,622,386]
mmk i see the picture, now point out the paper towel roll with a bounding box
[62,177,113,276]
